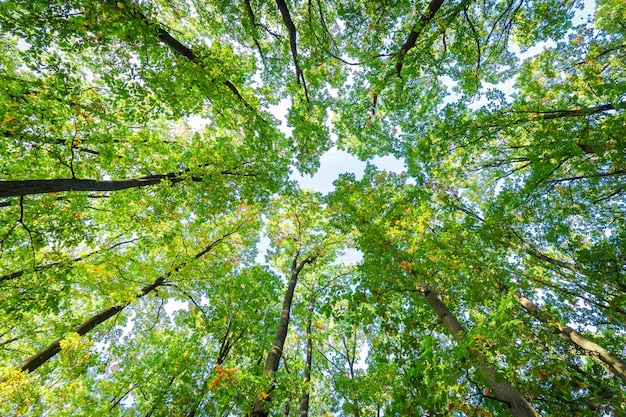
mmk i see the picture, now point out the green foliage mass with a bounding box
[1,0,625,416]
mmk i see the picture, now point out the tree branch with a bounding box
[275,0,310,103]
[395,0,445,77]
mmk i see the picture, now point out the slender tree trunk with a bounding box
[8,231,235,376]
[499,282,626,381]
[186,319,246,417]
[117,0,250,106]
[298,293,315,417]
[418,279,539,417]
[16,277,165,373]
[522,245,626,294]
[395,0,445,76]
[109,385,134,411]
[145,375,176,417]
[453,204,626,380]
[251,252,316,417]
[504,100,626,126]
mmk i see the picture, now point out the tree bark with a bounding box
[418,279,539,417]
[298,293,315,417]
[448,200,626,380]
[275,0,309,101]
[395,0,445,76]
[505,101,626,126]
[8,230,235,376]
[505,284,626,381]
[0,172,203,198]
[115,0,249,105]
[16,276,165,374]
[186,318,246,417]
[251,252,316,417]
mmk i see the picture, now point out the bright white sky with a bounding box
[291,149,404,194]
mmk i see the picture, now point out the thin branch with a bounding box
[495,101,625,127]
[243,0,267,62]
[547,169,626,185]
[122,1,256,111]
[1,236,136,283]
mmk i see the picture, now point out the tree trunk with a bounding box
[522,245,626,294]
[16,276,165,373]
[186,319,245,417]
[395,0,445,76]
[418,279,539,417]
[8,231,234,376]
[298,293,315,417]
[251,252,316,417]
[120,0,250,105]
[505,283,626,381]
[0,172,203,198]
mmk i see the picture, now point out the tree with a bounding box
[251,190,346,417]
[2,0,625,416]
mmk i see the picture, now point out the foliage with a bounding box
[1,0,625,416]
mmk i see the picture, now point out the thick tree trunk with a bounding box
[418,279,539,417]
[251,252,316,417]
[0,172,203,198]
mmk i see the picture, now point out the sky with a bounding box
[291,149,405,194]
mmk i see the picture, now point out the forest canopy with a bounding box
[1,0,625,416]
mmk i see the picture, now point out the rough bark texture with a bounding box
[418,279,539,417]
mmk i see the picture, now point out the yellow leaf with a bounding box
[399,260,414,272]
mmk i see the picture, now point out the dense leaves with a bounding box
[1,0,625,416]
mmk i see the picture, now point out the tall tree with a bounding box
[250,190,345,416]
